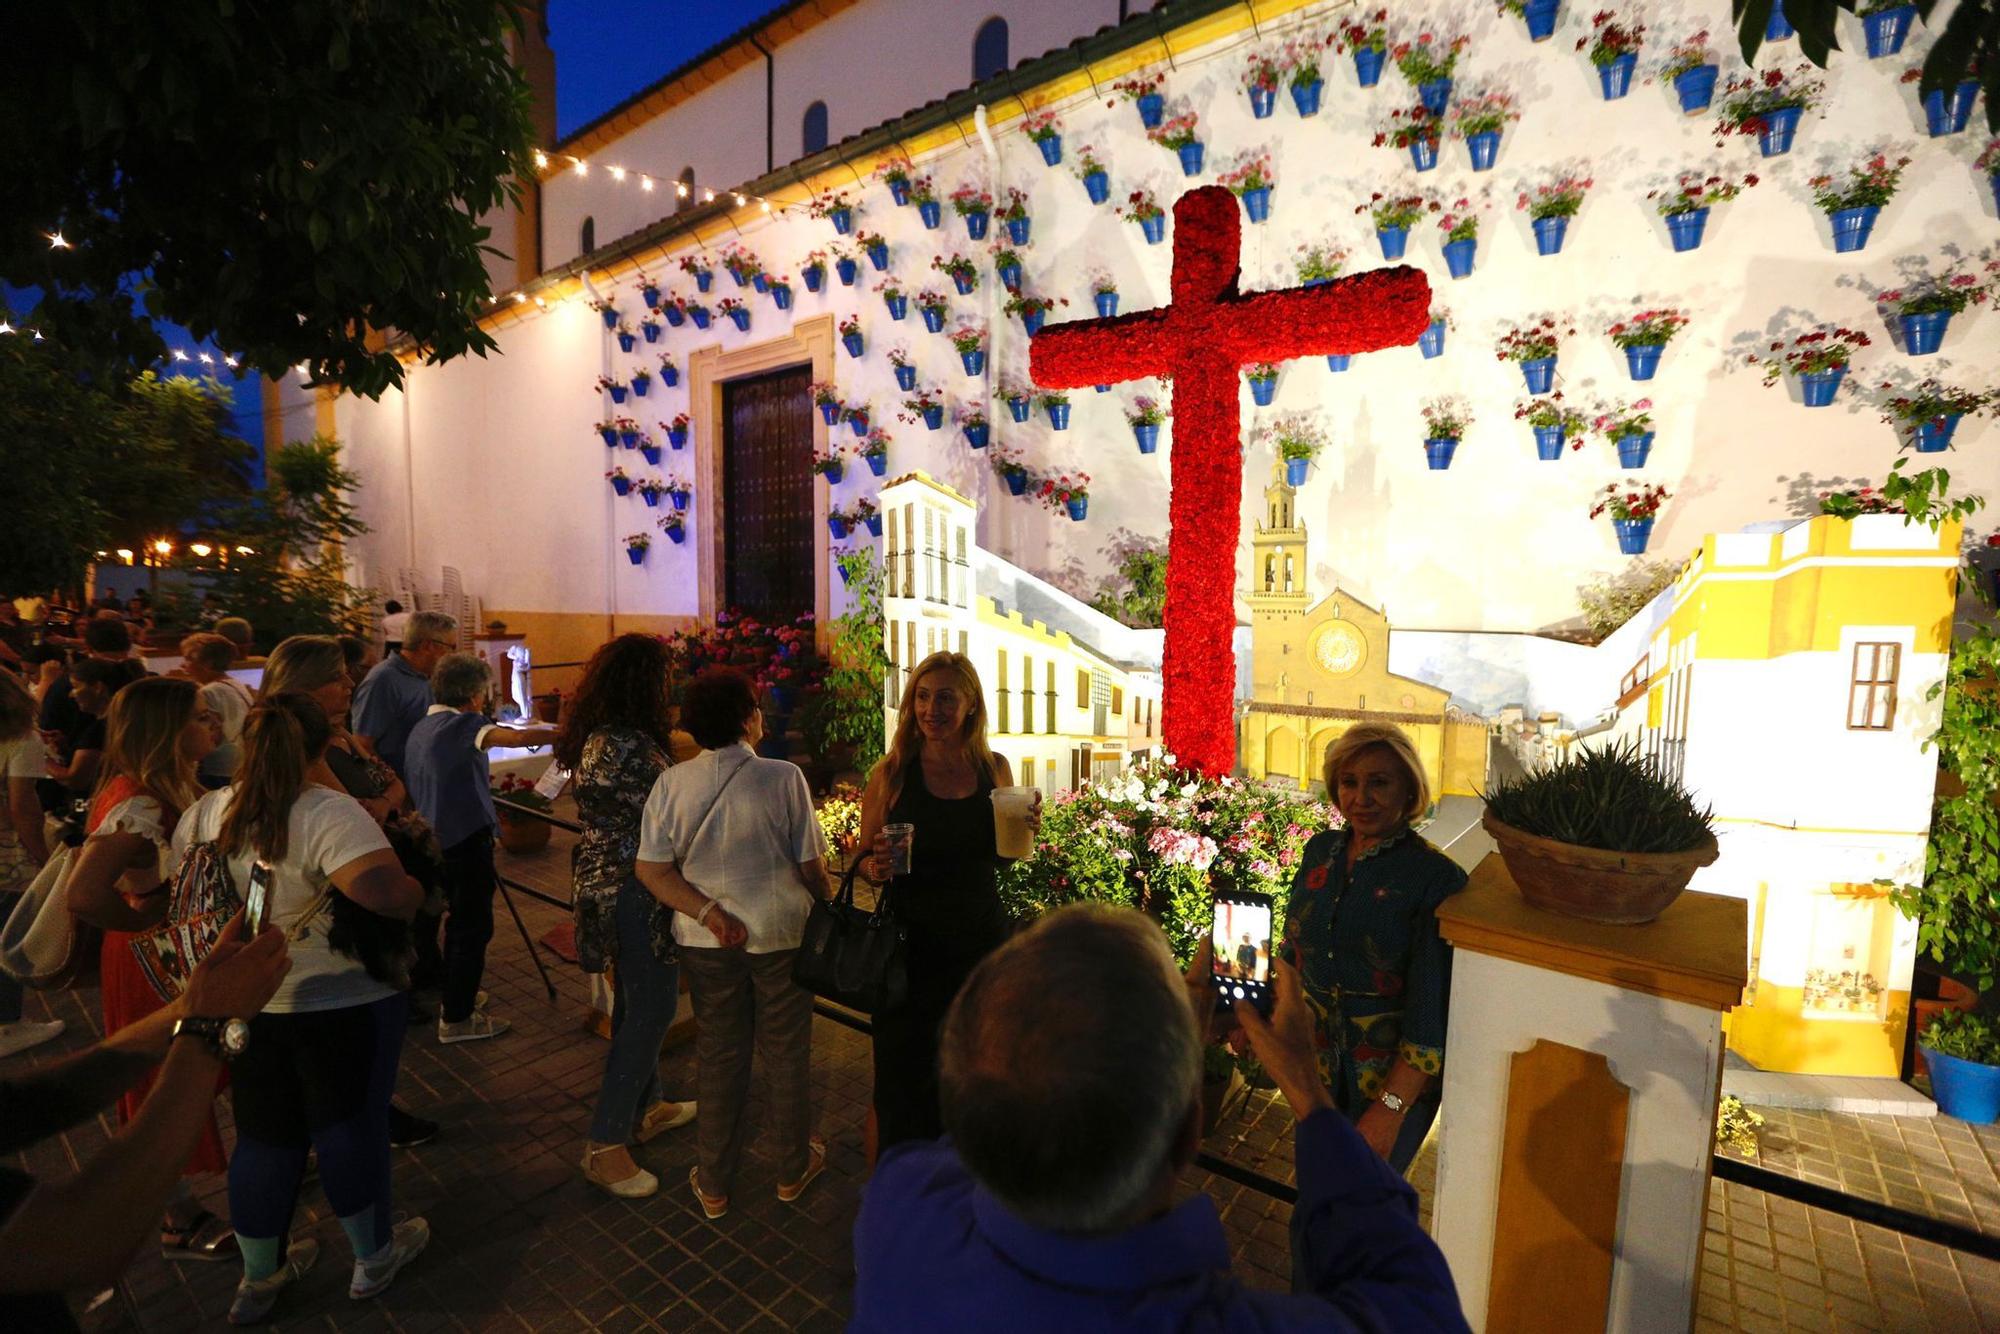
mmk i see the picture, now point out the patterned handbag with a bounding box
[130,837,243,1002]
[791,861,908,1014]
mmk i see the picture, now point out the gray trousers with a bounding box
[679,946,814,1193]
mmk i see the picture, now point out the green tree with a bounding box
[1,1,535,397]
[1734,1,1997,130]
[801,550,892,779]
[1089,539,1169,629]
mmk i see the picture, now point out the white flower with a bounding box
[1180,781,1198,797]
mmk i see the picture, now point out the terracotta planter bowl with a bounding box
[497,813,552,855]
[1483,810,1718,925]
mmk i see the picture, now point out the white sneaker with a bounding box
[0,1020,65,1060]
[437,1011,509,1045]
[349,1218,429,1299]
[228,1239,318,1325]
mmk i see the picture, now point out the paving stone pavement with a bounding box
[5,822,1997,1330]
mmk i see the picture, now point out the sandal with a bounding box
[689,1166,729,1220]
[777,1136,828,1203]
[162,1209,239,1262]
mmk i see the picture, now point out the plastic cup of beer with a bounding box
[882,822,916,877]
[991,786,1037,859]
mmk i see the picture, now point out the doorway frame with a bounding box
[688,315,836,635]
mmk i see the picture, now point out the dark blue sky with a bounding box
[548,0,798,139]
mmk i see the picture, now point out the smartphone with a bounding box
[1211,889,1275,1014]
[245,860,275,935]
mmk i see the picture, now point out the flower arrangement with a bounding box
[906,175,938,206]
[1878,265,1995,317]
[1608,308,1689,348]
[859,426,891,462]
[605,465,631,485]
[1495,316,1574,363]
[1126,395,1170,427]
[876,157,912,189]
[1038,471,1091,509]
[1373,105,1442,149]
[1110,73,1165,104]
[1118,189,1166,223]
[1716,65,1826,138]
[1422,395,1473,439]
[1243,49,1284,92]
[596,374,626,396]
[949,184,993,217]
[1217,154,1276,196]
[1662,30,1713,80]
[1022,109,1062,143]
[1591,483,1669,521]
[1146,112,1202,152]
[718,244,761,282]
[1748,328,1872,383]
[1809,154,1913,211]
[1516,172,1594,219]
[807,191,854,222]
[714,296,745,315]
[811,442,847,478]
[809,380,841,410]
[898,387,945,424]
[1818,485,1902,518]
[1003,293,1066,320]
[873,277,905,302]
[837,314,862,339]
[1515,394,1588,434]
[949,323,987,356]
[1436,195,1481,241]
[1649,169,1758,215]
[1590,398,1655,440]
[1876,380,1994,429]
[990,445,1033,489]
[1577,10,1645,65]
[1256,412,1328,462]
[1284,33,1332,86]
[1335,9,1390,55]
[887,345,913,372]
[917,289,950,319]
[677,255,711,278]
[1089,271,1119,298]
[1072,144,1109,181]
[996,188,1031,223]
[1246,361,1281,385]
[1392,31,1471,85]
[1358,191,1433,230]
[622,532,651,556]
[636,477,667,502]
[1295,242,1349,283]
[1449,91,1521,138]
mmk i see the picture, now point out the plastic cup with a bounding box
[882,822,916,877]
[991,787,1038,859]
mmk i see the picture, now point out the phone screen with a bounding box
[1212,898,1274,987]
[245,861,274,935]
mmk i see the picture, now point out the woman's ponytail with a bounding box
[220,692,332,863]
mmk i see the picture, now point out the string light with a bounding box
[46,231,68,249]
[171,349,190,361]
[0,322,12,335]
[572,159,587,176]
[152,538,174,556]
[533,150,549,169]
[610,166,626,181]
[641,177,654,192]
[526,147,802,220]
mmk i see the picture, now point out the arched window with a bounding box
[676,166,695,213]
[801,101,829,155]
[579,215,595,254]
[972,17,1009,81]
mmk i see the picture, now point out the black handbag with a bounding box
[792,861,908,1014]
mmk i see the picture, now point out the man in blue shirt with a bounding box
[852,905,1467,1333]
[351,610,458,779]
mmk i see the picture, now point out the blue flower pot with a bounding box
[620,433,637,451]
[665,526,685,545]
[772,285,793,310]
[1083,170,1110,204]
[1249,85,1277,119]
[689,307,711,330]
[964,209,990,240]
[663,305,686,327]
[1626,344,1663,381]
[670,491,688,512]
[961,349,986,376]
[888,178,911,206]
[842,332,864,358]
[611,477,631,496]
[921,306,946,334]
[1990,172,2000,215]
[1419,320,1446,358]
[1046,402,1071,430]
[864,514,882,537]
[849,415,870,439]
[1864,6,1914,57]
[694,270,713,293]
[1242,188,1272,223]
[631,377,650,398]
[1674,64,1719,114]
[1292,78,1324,117]
[1913,415,1963,453]
[1466,131,1500,171]
[642,286,662,310]
[867,242,890,271]
[1409,138,1439,171]
[1065,497,1088,521]
[836,258,858,287]
[996,260,1023,290]
[1598,53,1637,100]
[894,364,917,392]
[1133,423,1160,454]
[661,365,680,387]
[1522,0,1560,40]
[1829,205,1880,253]
[1419,78,1453,115]
[1284,457,1309,486]
[600,427,620,446]
[1521,357,1556,394]
[1617,432,1654,468]
[753,274,769,297]
[1006,216,1032,246]
[828,516,849,539]
[964,422,990,450]
[1094,291,1119,318]
[617,332,636,352]
[641,491,660,508]
[948,270,976,296]
[1140,214,1166,245]
[1007,396,1031,423]
[668,427,688,450]
[1326,354,1351,373]
[822,461,848,485]
[1766,1,1793,39]
[641,323,661,344]
[867,451,888,475]
[1901,310,1951,355]
[884,293,908,321]
[1924,1047,2000,1124]
[729,269,748,290]
[1924,81,1981,136]
[1378,225,1409,259]
[919,200,942,230]
[829,206,853,235]
[601,308,620,330]
[1533,425,1566,460]
[1137,92,1165,129]
[921,405,944,431]
[803,267,825,293]
[726,309,749,332]
[608,386,627,404]
[1037,134,1063,167]
[819,402,842,425]
[1004,471,1028,495]
[1614,517,1655,554]
[1533,215,1569,256]
[1353,48,1384,87]
[1667,207,1710,252]
[1178,142,1206,176]
[627,546,646,565]
[1094,384,1111,394]
[1800,366,1847,406]
[1443,238,1477,279]
[1424,438,1458,470]
[1249,375,1278,406]
[1022,308,1047,336]
[1757,104,1802,156]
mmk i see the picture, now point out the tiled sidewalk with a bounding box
[4,823,1996,1330]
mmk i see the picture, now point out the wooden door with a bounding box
[721,365,814,624]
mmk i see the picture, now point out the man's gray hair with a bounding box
[430,651,492,708]
[404,610,458,649]
[939,904,1201,1234]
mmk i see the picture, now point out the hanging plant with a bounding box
[809,191,857,234]
[860,426,892,473]
[718,243,762,287]
[1876,379,1995,452]
[1146,111,1206,175]
[1003,292,1067,335]
[1494,316,1574,394]
[1374,105,1444,170]
[1421,395,1472,470]
[950,322,989,374]
[1436,194,1483,279]
[1038,471,1092,521]
[1808,153,1912,253]
[874,278,908,321]
[1589,398,1657,466]
[1392,31,1471,90]
[1072,143,1112,203]
[1607,308,1689,381]
[1448,92,1520,170]
[1255,412,1327,485]
[605,466,633,496]
[1282,32,1333,115]
[899,386,947,430]
[1118,188,1169,244]
[1109,73,1167,131]
[996,188,1033,245]
[1514,394,1589,459]
[1242,48,1285,119]
[1087,270,1120,318]
[624,532,652,562]
[664,477,692,509]
[1336,10,1392,87]
[1715,65,1825,156]
[810,379,843,424]
[714,296,749,331]
[950,184,993,219]
[635,477,668,507]
[1590,483,1670,555]
[1661,30,1719,113]
[811,441,848,482]
[1648,168,1758,252]
[876,155,914,204]
[994,377,1035,423]
[990,444,1034,495]
[1294,241,1350,284]
[1577,11,1646,99]
[1748,328,1872,406]
[1022,108,1065,166]
[1515,172,1593,255]
[1216,154,1278,222]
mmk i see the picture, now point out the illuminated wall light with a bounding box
[152,539,174,556]
[234,545,255,555]
[513,292,528,305]
[223,355,238,367]
[610,166,626,181]
[46,231,69,249]
[676,182,688,198]
[198,352,214,364]
[573,159,588,176]
[171,349,190,361]
[0,322,13,335]
[533,150,549,169]
[761,200,772,213]
[116,548,135,564]
[641,177,654,192]
[734,193,746,207]
[191,542,213,558]
[533,296,547,309]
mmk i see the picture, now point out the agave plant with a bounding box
[1483,740,1713,854]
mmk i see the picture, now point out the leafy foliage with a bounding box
[1483,740,1715,854]
[1922,1008,2000,1064]
[1576,560,1680,641]
[799,550,890,776]
[1731,0,1997,132]
[1089,539,1169,629]
[1716,1094,1765,1158]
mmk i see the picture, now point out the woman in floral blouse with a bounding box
[1280,722,1466,1178]
[554,634,696,1197]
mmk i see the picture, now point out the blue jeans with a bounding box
[587,880,680,1143]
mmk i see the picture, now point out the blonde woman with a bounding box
[857,651,1032,1151]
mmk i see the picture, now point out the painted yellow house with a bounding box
[1603,513,1959,1077]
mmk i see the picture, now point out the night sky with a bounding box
[548,0,798,139]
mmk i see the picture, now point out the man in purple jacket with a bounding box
[852,904,1467,1332]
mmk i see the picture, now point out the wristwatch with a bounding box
[1378,1090,1408,1115]
[173,1016,250,1061]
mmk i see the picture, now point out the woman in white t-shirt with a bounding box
[173,692,429,1324]
[0,669,62,1059]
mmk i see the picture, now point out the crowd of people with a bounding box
[0,593,1471,1329]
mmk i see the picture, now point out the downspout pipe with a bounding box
[749,33,775,173]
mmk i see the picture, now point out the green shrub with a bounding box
[1576,560,1678,642]
[1483,740,1714,855]
[1923,1010,2000,1066]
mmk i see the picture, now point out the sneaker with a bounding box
[228,1239,319,1325]
[633,1099,697,1144]
[349,1218,429,1300]
[386,1105,440,1148]
[437,1012,509,1045]
[0,1019,65,1060]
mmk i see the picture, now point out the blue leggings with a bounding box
[587,879,680,1143]
[227,993,406,1253]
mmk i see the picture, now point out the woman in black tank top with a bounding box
[859,651,1033,1152]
